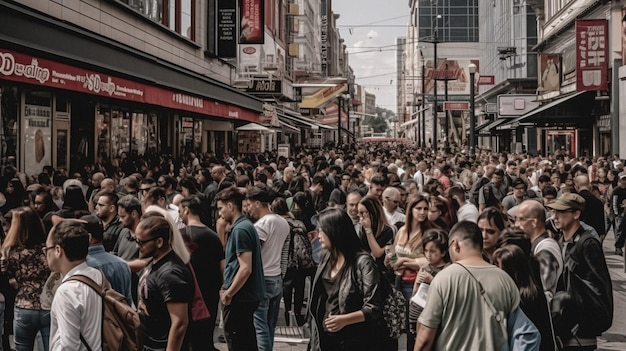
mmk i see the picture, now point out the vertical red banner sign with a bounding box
[576,19,608,91]
[238,0,264,44]
[621,7,626,66]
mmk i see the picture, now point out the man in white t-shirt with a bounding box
[449,186,478,223]
[246,187,290,351]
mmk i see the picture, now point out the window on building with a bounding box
[120,0,195,40]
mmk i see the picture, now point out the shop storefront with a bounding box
[0,46,261,175]
[0,2,263,175]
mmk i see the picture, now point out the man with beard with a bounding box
[135,216,193,351]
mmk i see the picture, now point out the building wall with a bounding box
[16,0,234,84]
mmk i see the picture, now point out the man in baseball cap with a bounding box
[545,194,613,349]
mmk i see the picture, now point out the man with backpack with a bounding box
[46,221,104,350]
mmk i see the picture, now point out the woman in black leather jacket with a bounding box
[308,208,383,351]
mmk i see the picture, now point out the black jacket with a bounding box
[552,225,613,341]
[308,250,383,351]
[578,189,605,238]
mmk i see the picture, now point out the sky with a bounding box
[331,0,411,114]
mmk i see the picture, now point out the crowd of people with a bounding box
[0,142,618,351]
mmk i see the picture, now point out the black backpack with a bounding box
[285,218,315,278]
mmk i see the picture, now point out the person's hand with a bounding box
[220,289,232,306]
[392,256,408,271]
[416,270,433,284]
[360,216,371,230]
[324,313,347,333]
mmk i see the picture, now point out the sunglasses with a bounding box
[131,235,161,247]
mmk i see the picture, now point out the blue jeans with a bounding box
[14,307,50,351]
[253,275,282,351]
[400,281,415,351]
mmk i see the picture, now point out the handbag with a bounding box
[456,263,508,350]
[188,263,210,321]
[382,282,406,339]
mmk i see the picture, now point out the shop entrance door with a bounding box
[545,130,576,157]
[53,119,70,172]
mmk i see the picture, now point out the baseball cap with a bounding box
[546,193,585,211]
[619,173,626,180]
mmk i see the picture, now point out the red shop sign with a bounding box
[576,19,608,91]
[0,48,260,123]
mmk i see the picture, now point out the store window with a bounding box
[0,86,19,169]
[97,104,160,160]
[23,91,52,177]
[179,117,202,156]
[120,0,195,40]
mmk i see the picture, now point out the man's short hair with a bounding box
[448,186,465,199]
[449,220,483,250]
[542,185,558,198]
[96,191,119,208]
[144,187,167,205]
[246,186,272,203]
[136,215,172,245]
[179,195,205,216]
[370,174,388,187]
[311,176,325,187]
[493,169,505,177]
[215,187,244,211]
[50,221,90,261]
[80,215,104,242]
[538,175,551,183]
[117,195,142,217]
[140,177,156,186]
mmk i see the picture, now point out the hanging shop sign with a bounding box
[23,104,52,176]
[576,19,608,91]
[217,0,237,58]
[238,0,264,44]
[0,48,260,123]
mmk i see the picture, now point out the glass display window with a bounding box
[0,86,19,169]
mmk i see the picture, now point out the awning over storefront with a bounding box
[236,123,274,132]
[279,120,300,133]
[476,119,507,135]
[500,91,594,128]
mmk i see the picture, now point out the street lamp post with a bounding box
[421,57,426,148]
[468,63,477,158]
[337,96,342,147]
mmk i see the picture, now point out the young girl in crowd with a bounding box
[408,229,450,342]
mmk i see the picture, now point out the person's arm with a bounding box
[324,310,365,331]
[414,323,437,351]
[364,228,385,258]
[50,286,83,351]
[395,256,428,271]
[165,302,189,351]
[127,258,151,273]
[221,251,252,305]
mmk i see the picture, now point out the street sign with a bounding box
[478,75,495,85]
[443,101,470,110]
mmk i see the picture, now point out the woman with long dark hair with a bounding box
[492,244,556,351]
[308,208,383,350]
[1,207,51,351]
[1,178,28,213]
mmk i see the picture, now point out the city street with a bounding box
[214,233,626,351]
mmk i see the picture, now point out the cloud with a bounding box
[367,30,379,39]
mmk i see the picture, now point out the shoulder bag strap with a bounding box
[66,273,105,351]
[455,263,507,335]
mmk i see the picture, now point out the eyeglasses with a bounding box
[42,245,56,254]
[358,211,369,217]
[139,188,152,193]
[131,235,161,247]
